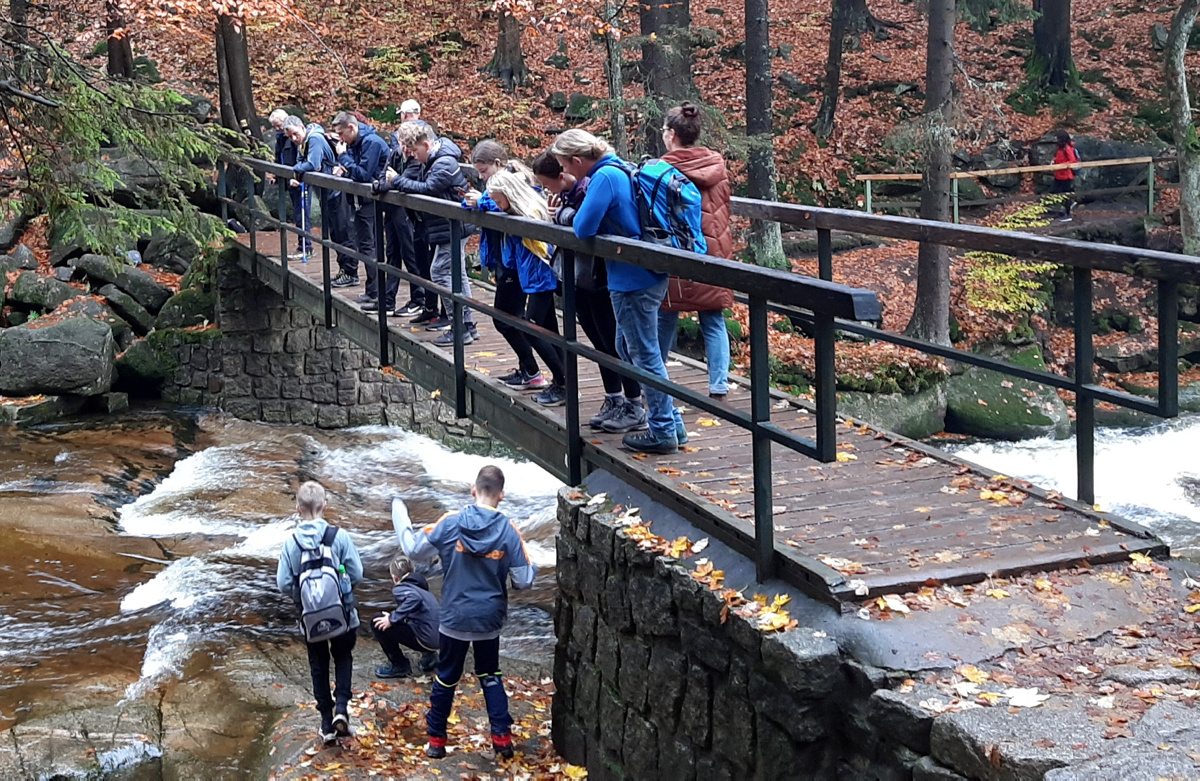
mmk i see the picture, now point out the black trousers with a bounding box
[526,290,565,387]
[348,196,377,282]
[322,191,353,276]
[377,205,418,310]
[577,286,641,398]
[413,231,439,314]
[1052,178,1074,216]
[493,266,535,375]
[306,630,356,717]
[372,620,437,666]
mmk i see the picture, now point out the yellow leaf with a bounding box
[880,594,911,613]
[447,711,460,724]
[1185,604,1200,614]
[986,588,1010,599]
[565,766,589,779]
[1034,578,1052,592]
[915,506,932,513]
[773,594,791,608]
[430,389,441,399]
[696,417,721,427]
[978,691,1004,704]
[836,452,858,462]
[1130,553,1152,565]
[753,593,769,606]
[958,665,990,684]
[472,351,497,357]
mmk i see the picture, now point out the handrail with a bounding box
[854,156,1155,181]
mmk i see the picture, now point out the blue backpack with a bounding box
[616,158,707,255]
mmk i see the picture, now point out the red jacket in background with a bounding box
[1053,143,1078,181]
[660,146,735,313]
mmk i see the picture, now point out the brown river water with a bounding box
[0,407,560,774]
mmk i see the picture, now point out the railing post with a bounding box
[1073,267,1095,506]
[817,228,833,282]
[1147,161,1155,215]
[319,184,333,328]
[864,180,872,214]
[814,312,837,462]
[375,204,389,367]
[248,171,258,276]
[450,220,467,419]
[562,251,582,485]
[217,160,228,223]
[952,177,960,224]
[749,295,775,583]
[1158,279,1179,418]
[278,177,290,300]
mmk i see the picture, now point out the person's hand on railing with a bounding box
[333,165,347,178]
[371,177,391,195]
[547,191,561,220]
[462,188,482,208]
[266,173,275,184]
[289,179,300,188]
[385,166,399,181]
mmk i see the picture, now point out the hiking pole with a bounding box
[301,183,310,262]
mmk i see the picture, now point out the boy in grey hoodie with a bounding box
[276,481,364,742]
[393,465,537,759]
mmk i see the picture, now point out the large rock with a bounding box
[838,384,947,439]
[944,346,1070,440]
[2,244,38,273]
[97,284,155,334]
[6,271,83,312]
[71,254,173,314]
[0,316,115,396]
[1030,134,1166,191]
[0,205,29,252]
[114,338,172,396]
[155,289,215,330]
[0,394,88,427]
[55,296,134,350]
[143,230,201,274]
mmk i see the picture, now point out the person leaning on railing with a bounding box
[269,109,312,260]
[283,116,353,273]
[331,111,389,292]
[550,129,679,456]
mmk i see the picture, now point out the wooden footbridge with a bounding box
[222,158,1195,605]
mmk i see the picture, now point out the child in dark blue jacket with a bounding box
[393,465,537,760]
[372,554,440,678]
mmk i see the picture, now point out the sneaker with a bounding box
[599,400,649,433]
[1059,216,1072,222]
[434,328,476,346]
[534,385,567,407]
[396,301,423,317]
[418,652,438,673]
[332,711,350,738]
[525,373,549,390]
[376,662,413,679]
[361,300,381,312]
[492,733,515,760]
[426,737,447,759]
[425,316,453,331]
[331,272,359,288]
[622,429,678,455]
[590,396,622,429]
[504,371,544,390]
[465,326,478,344]
[498,368,524,385]
[320,714,337,743]
[676,423,689,444]
[410,308,438,325]
[356,293,376,304]
[288,251,307,260]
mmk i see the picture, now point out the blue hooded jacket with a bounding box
[336,124,389,183]
[388,572,440,652]
[572,154,668,293]
[394,500,536,641]
[503,233,557,295]
[468,192,505,272]
[276,516,364,631]
[293,124,336,177]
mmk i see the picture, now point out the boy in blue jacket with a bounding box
[276,481,364,742]
[371,554,440,678]
[284,117,352,280]
[393,465,537,760]
[332,112,389,290]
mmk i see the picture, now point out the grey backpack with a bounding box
[295,525,350,643]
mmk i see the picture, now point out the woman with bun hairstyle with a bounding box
[550,129,676,455]
[659,101,733,401]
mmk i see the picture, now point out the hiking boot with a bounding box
[589,396,623,429]
[426,737,447,759]
[332,272,358,288]
[395,301,423,317]
[492,733,515,760]
[356,293,376,304]
[319,713,337,743]
[376,661,413,679]
[676,423,689,444]
[599,400,648,433]
[622,429,678,455]
[425,316,452,331]
[332,711,351,738]
[410,308,438,325]
[534,384,567,407]
[418,652,438,673]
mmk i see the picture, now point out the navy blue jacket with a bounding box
[388,572,440,651]
[274,130,298,166]
[337,124,389,183]
[388,137,468,246]
[397,501,536,641]
[292,124,337,178]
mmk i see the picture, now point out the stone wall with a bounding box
[551,489,972,781]
[162,249,495,453]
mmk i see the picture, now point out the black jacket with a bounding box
[388,572,440,651]
[388,137,468,246]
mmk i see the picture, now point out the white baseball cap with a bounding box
[400,99,421,115]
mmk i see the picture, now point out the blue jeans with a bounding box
[657,309,731,396]
[611,278,675,439]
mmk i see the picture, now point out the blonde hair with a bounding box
[487,170,549,221]
[549,129,611,162]
[398,120,436,146]
[296,481,326,518]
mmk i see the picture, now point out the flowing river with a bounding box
[0,407,560,774]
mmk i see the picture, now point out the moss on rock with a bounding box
[944,346,1070,440]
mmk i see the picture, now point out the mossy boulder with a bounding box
[838,383,947,439]
[7,271,83,312]
[155,289,215,329]
[944,346,1070,440]
[0,316,114,396]
[114,338,172,397]
[143,230,202,274]
[55,297,134,351]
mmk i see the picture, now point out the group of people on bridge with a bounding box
[267,99,736,456]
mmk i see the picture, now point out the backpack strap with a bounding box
[321,525,339,547]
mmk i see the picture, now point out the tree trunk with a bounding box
[745,0,787,268]
[1030,0,1074,90]
[1166,0,1200,255]
[640,0,695,155]
[105,0,134,79]
[905,0,954,345]
[217,13,257,132]
[486,11,529,91]
[812,0,848,139]
[7,0,29,82]
[214,20,238,133]
[603,0,629,159]
[844,0,896,36]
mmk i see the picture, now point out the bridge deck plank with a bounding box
[234,234,1162,600]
